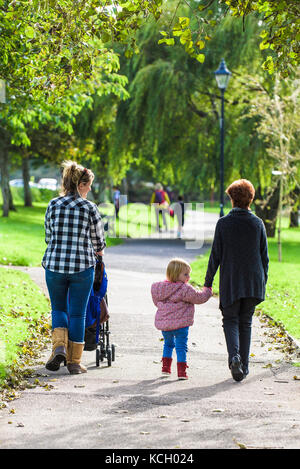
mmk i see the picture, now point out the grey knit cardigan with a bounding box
[204,208,269,309]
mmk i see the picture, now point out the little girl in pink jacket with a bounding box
[151,258,212,379]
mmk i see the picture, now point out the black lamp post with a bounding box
[214,58,231,217]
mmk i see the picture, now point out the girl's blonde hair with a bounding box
[60,160,94,196]
[166,258,191,282]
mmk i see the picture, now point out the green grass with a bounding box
[0,201,180,267]
[0,268,50,382]
[99,202,176,238]
[0,199,217,267]
[262,227,300,339]
[190,223,300,341]
[0,203,122,267]
[0,204,50,266]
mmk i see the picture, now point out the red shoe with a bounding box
[177,362,189,380]
[162,357,172,375]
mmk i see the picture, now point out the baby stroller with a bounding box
[84,256,116,367]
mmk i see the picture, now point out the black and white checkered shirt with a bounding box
[42,195,106,274]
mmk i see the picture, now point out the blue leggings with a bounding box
[45,267,94,343]
[162,327,189,363]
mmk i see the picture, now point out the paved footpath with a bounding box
[0,221,300,449]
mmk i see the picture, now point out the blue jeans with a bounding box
[45,267,94,343]
[162,327,189,363]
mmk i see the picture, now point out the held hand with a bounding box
[96,250,104,256]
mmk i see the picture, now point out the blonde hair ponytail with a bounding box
[60,160,94,196]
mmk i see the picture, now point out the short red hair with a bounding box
[226,179,255,209]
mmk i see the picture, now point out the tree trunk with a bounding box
[8,183,17,211]
[22,153,33,207]
[290,210,299,227]
[0,147,10,217]
[289,187,300,228]
[254,183,280,237]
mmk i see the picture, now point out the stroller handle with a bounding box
[95,253,104,263]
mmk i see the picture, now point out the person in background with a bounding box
[174,195,185,238]
[42,160,106,375]
[112,186,121,219]
[150,183,171,232]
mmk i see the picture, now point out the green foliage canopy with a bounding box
[158,0,300,76]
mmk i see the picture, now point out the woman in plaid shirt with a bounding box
[42,160,106,374]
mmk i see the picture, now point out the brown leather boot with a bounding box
[46,327,68,371]
[67,341,87,374]
[161,357,172,375]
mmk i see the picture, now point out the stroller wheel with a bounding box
[100,344,105,361]
[96,348,100,367]
[107,348,112,367]
[111,344,116,362]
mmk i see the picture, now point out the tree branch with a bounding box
[188,98,208,118]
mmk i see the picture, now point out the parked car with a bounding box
[9,179,41,188]
[9,179,23,187]
[38,178,58,190]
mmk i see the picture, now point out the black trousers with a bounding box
[221,298,258,371]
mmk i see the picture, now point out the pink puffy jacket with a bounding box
[151,280,212,331]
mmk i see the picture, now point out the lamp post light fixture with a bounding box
[272,169,283,262]
[214,58,231,217]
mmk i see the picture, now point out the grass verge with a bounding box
[190,225,300,342]
[0,203,122,267]
[0,268,51,398]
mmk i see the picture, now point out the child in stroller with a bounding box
[84,256,115,367]
[67,256,115,366]
[84,256,108,351]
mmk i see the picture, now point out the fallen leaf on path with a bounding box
[17,422,24,427]
[293,376,300,380]
[233,438,248,449]
[140,431,150,435]
[212,408,225,413]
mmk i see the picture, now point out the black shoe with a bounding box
[230,355,244,382]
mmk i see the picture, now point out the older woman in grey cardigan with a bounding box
[204,179,269,382]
